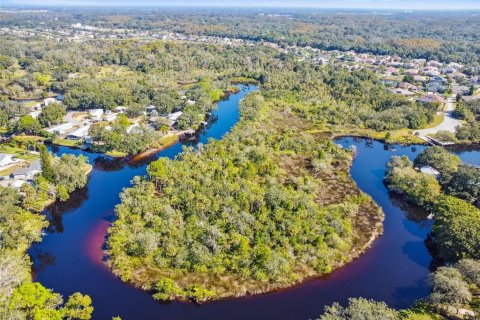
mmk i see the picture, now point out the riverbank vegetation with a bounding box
[108,88,384,301]
[385,147,480,259]
[316,258,480,319]
[0,153,93,319]
[2,9,479,313]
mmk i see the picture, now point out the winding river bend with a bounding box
[29,85,480,320]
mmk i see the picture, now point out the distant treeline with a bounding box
[2,9,480,64]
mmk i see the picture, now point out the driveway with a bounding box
[415,95,463,137]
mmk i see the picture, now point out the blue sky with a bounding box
[2,0,480,10]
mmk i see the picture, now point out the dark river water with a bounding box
[29,85,480,320]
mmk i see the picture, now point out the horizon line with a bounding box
[2,4,480,11]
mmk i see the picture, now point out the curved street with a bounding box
[415,95,463,139]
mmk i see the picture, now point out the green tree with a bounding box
[40,144,55,183]
[56,184,70,202]
[385,156,441,206]
[454,259,480,287]
[0,109,8,127]
[10,282,63,319]
[62,292,94,320]
[38,103,66,127]
[432,196,480,261]
[442,165,480,203]
[152,278,181,301]
[318,298,399,320]
[414,147,461,174]
[427,267,471,312]
[147,157,170,190]
[34,73,51,87]
[15,115,41,134]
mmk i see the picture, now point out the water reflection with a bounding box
[44,186,90,233]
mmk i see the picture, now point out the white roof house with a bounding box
[45,123,74,135]
[44,98,57,106]
[29,110,41,119]
[167,111,183,122]
[420,166,440,177]
[89,109,104,121]
[115,106,128,113]
[146,105,157,113]
[67,125,90,140]
[0,154,16,168]
[104,113,118,122]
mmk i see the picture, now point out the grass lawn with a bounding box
[21,100,43,108]
[0,163,24,176]
[95,65,136,79]
[332,127,425,144]
[156,134,178,148]
[0,144,40,161]
[0,144,27,154]
[53,138,83,148]
[423,113,445,129]
[13,135,46,143]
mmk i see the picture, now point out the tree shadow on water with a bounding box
[43,185,89,233]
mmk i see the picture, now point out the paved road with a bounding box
[415,95,463,138]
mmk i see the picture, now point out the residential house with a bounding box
[89,109,104,122]
[384,67,398,76]
[451,71,467,80]
[0,154,16,168]
[104,113,118,122]
[431,76,448,84]
[115,106,128,113]
[10,160,41,181]
[67,125,90,140]
[404,69,419,76]
[390,88,414,96]
[146,105,157,114]
[417,94,445,104]
[0,179,26,189]
[45,123,74,135]
[414,75,427,83]
[381,79,398,87]
[452,85,470,96]
[424,69,441,77]
[29,110,41,119]
[463,95,480,103]
[398,82,419,91]
[427,60,443,68]
[420,166,440,177]
[427,83,446,93]
[167,111,183,123]
[43,97,57,106]
[448,62,463,70]
[443,67,456,74]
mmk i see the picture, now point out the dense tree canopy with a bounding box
[108,90,382,301]
[432,196,480,261]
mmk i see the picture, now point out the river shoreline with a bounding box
[103,149,386,303]
[29,88,461,320]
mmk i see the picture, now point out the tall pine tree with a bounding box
[39,144,55,182]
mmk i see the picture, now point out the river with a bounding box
[29,85,480,320]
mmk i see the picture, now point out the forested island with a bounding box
[0,5,480,320]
